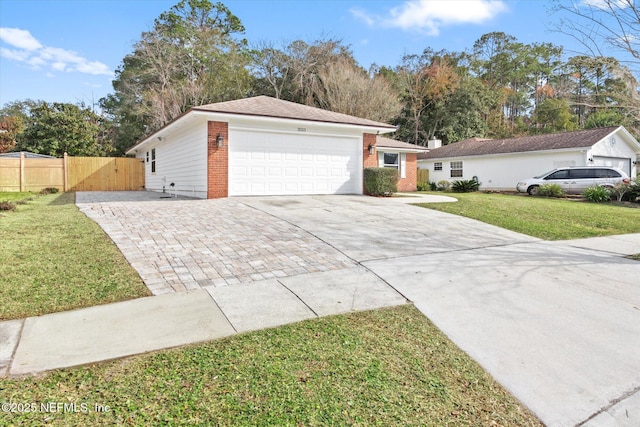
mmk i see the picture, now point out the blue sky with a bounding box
[0,0,615,108]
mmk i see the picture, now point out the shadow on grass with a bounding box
[47,192,75,205]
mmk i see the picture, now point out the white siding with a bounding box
[136,117,209,198]
[589,135,638,176]
[419,151,585,190]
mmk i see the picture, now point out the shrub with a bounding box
[451,179,480,193]
[583,185,611,203]
[436,180,450,191]
[416,182,430,191]
[622,177,640,203]
[40,187,60,195]
[0,201,16,211]
[610,183,631,202]
[536,184,565,198]
[364,167,398,196]
[429,182,437,191]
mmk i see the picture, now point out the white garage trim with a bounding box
[229,128,362,196]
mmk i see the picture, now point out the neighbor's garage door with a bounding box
[228,129,362,196]
[592,156,631,176]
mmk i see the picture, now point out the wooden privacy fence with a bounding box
[0,153,145,192]
[417,168,430,184]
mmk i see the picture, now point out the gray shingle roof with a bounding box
[418,127,621,160]
[376,136,428,152]
[193,96,396,130]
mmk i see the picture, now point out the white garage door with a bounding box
[592,156,631,176]
[228,129,362,196]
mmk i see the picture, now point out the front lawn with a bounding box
[416,192,640,240]
[0,305,541,426]
[0,192,36,203]
[0,192,150,320]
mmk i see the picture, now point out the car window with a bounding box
[595,168,620,178]
[569,169,597,179]
[545,170,569,179]
[535,170,556,179]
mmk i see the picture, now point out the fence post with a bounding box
[63,152,68,192]
[19,151,25,192]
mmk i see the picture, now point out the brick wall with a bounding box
[207,121,228,199]
[397,153,418,192]
[363,133,377,168]
[363,133,377,194]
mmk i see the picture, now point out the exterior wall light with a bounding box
[368,144,375,155]
[216,134,224,148]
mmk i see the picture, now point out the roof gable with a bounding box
[127,96,397,154]
[418,127,625,160]
[193,96,396,130]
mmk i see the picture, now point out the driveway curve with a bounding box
[75,192,640,426]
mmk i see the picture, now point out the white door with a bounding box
[228,129,362,196]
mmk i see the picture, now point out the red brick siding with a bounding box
[397,153,418,192]
[207,121,229,199]
[363,133,377,193]
[363,133,378,169]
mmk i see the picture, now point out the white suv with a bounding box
[517,167,631,195]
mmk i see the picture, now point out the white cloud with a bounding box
[0,27,113,76]
[351,0,508,36]
[0,47,30,61]
[0,27,42,50]
[581,0,632,10]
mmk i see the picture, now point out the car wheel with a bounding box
[527,185,539,196]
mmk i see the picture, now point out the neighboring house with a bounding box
[126,96,427,198]
[418,126,640,191]
[0,151,56,159]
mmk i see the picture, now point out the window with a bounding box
[434,162,442,171]
[151,148,156,173]
[146,151,149,163]
[595,168,620,178]
[545,170,569,180]
[383,153,399,169]
[450,161,463,178]
[378,152,406,178]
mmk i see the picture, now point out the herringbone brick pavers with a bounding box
[77,193,355,295]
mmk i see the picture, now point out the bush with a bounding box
[622,177,640,203]
[536,184,565,198]
[40,187,60,195]
[0,201,16,211]
[364,167,398,196]
[436,180,450,191]
[451,179,480,193]
[610,183,631,202]
[416,182,430,191]
[429,182,437,191]
[583,185,611,203]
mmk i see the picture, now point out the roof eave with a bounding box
[417,146,593,161]
[126,109,397,155]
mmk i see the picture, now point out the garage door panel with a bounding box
[229,129,361,196]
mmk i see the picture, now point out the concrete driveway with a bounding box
[73,192,640,426]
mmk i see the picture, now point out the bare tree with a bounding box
[315,59,402,123]
[551,0,639,74]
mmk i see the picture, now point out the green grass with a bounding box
[0,305,541,426]
[0,192,150,320]
[0,192,36,203]
[416,192,640,240]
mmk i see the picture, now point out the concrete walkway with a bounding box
[1,192,639,427]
